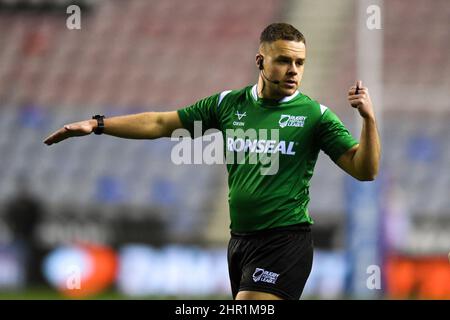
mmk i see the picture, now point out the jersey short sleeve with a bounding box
[316,108,359,162]
[177,94,221,138]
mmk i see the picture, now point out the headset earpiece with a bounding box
[258,55,280,86]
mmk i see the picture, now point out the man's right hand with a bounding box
[43,119,96,145]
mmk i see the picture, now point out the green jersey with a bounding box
[177,85,358,232]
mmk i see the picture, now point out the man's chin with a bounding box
[279,86,298,97]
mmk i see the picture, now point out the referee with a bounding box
[44,23,381,300]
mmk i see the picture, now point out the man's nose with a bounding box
[287,63,298,75]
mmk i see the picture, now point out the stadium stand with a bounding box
[0,0,449,299]
[0,0,281,109]
[0,0,448,244]
[0,0,283,243]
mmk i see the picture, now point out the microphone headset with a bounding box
[258,56,280,85]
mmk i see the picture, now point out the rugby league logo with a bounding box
[279,114,307,128]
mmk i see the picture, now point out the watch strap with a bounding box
[92,115,105,135]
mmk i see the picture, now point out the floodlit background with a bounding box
[0,0,449,299]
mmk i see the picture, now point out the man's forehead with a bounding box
[261,40,306,58]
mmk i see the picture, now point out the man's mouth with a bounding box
[284,80,297,88]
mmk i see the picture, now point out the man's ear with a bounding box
[256,54,264,70]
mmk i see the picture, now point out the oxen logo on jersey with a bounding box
[235,111,247,120]
[279,114,307,128]
[233,111,247,126]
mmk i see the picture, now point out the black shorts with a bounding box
[227,223,313,300]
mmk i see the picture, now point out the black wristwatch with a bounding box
[92,115,105,135]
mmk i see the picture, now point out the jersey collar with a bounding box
[251,84,299,103]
